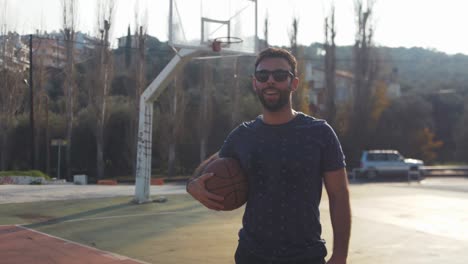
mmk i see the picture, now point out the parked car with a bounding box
[355,150,424,179]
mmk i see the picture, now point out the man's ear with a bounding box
[290,77,299,92]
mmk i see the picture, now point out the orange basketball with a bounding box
[202,157,248,211]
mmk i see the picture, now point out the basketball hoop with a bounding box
[211,37,243,52]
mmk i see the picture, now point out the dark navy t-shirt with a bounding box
[219,112,346,261]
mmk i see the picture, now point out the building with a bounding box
[74,31,101,61]
[27,31,99,69]
[305,64,402,114]
[32,37,67,68]
[305,66,354,113]
[0,32,29,72]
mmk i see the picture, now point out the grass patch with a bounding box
[0,170,51,179]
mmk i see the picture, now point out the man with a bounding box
[187,47,351,264]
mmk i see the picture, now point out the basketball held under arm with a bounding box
[190,152,220,181]
[186,152,225,210]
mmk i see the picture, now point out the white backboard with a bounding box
[169,0,257,54]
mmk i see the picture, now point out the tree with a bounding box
[132,25,147,174]
[0,67,25,170]
[373,95,441,162]
[289,18,298,58]
[230,57,241,127]
[263,13,269,49]
[92,0,114,179]
[167,75,187,176]
[323,4,337,126]
[370,80,390,128]
[1,24,18,170]
[347,0,379,165]
[415,127,443,164]
[62,0,77,180]
[427,92,464,162]
[289,17,309,114]
[199,61,214,162]
[125,25,132,68]
[32,36,50,174]
[454,98,468,162]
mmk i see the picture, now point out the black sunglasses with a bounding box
[254,70,294,83]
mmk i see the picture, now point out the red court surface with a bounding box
[0,225,147,264]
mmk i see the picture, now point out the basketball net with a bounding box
[211,40,222,52]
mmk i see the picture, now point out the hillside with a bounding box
[304,43,468,95]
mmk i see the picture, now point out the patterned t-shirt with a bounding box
[219,112,346,261]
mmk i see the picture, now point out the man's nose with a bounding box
[266,73,276,83]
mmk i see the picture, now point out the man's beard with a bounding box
[255,86,291,112]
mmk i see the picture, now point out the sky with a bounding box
[2,0,468,55]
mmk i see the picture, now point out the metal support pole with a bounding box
[134,48,201,203]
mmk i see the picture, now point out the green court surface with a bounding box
[0,194,247,264]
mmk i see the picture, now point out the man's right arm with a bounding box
[186,152,225,210]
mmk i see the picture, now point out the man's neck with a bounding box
[261,107,298,125]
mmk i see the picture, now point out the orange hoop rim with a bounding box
[211,36,243,51]
[213,36,243,45]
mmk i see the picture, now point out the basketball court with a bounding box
[2,178,468,263]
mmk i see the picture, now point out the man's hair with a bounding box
[254,47,297,76]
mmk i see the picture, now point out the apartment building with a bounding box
[0,32,29,72]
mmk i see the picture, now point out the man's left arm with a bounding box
[323,167,351,264]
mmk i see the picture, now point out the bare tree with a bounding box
[0,32,25,170]
[231,57,241,127]
[32,39,50,173]
[289,17,309,114]
[199,61,214,162]
[167,74,187,176]
[289,17,299,109]
[289,17,298,58]
[0,71,24,170]
[263,13,269,49]
[91,0,114,179]
[0,1,27,170]
[62,0,77,180]
[125,25,132,68]
[132,25,146,174]
[349,0,379,162]
[127,5,149,176]
[324,4,337,126]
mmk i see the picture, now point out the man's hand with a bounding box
[187,173,225,210]
[326,255,347,264]
[324,168,351,264]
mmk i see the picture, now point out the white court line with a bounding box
[16,225,151,264]
[63,211,182,223]
[0,224,28,227]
